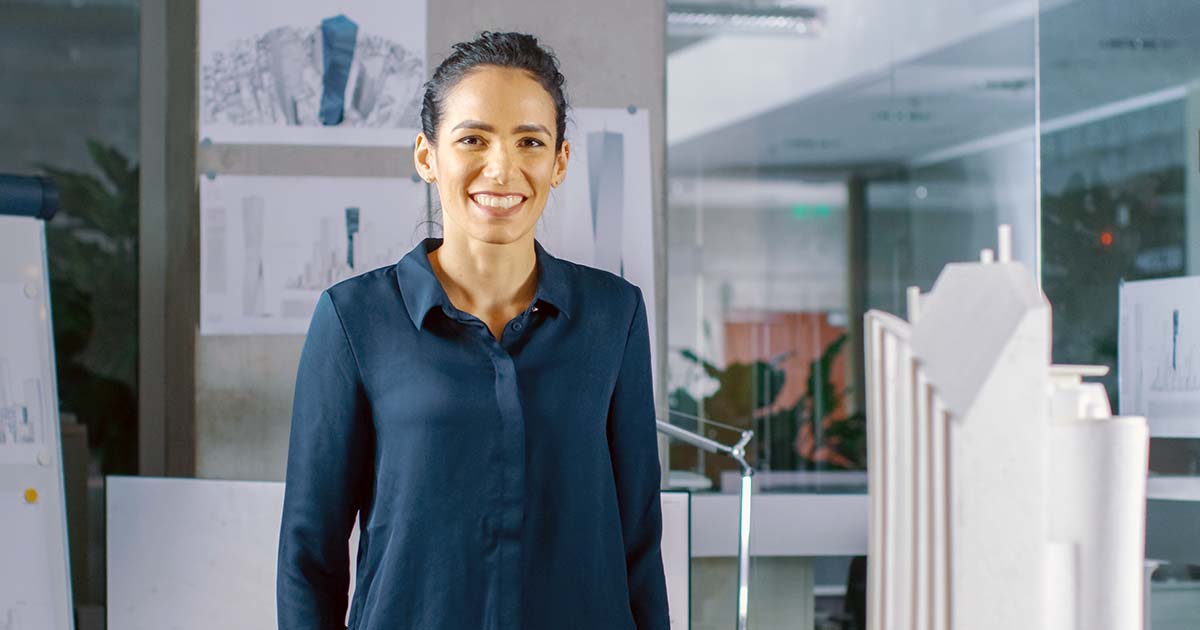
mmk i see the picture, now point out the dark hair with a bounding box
[420,31,570,152]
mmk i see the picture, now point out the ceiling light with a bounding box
[982,78,1034,91]
[1098,37,1178,51]
[667,2,825,37]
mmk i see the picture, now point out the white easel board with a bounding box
[0,215,73,630]
[108,476,691,629]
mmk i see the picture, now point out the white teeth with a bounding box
[473,194,524,210]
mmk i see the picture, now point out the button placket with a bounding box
[488,345,526,628]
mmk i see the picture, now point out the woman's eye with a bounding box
[458,136,482,146]
[521,138,544,147]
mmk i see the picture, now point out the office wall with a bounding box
[172,1,667,480]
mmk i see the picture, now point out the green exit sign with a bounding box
[791,204,831,219]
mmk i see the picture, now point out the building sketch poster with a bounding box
[199,0,426,146]
[1119,276,1200,436]
[537,107,659,394]
[201,175,429,335]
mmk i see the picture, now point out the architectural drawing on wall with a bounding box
[199,0,427,145]
[587,130,624,275]
[1148,308,1200,392]
[345,207,360,269]
[200,175,427,335]
[242,196,267,317]
[285,209,404,291]
[1120,276,1200,436]
[538,107,659,393]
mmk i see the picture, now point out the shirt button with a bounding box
[511,321,523,331]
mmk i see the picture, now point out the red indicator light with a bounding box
[1100,231,1114,246]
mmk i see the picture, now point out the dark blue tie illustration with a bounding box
[319,15,359,126]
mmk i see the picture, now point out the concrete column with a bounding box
[139,0,199,477]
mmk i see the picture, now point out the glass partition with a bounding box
[666,0,1038,626]
[2,0,141,619]
[1038,0,1200,626]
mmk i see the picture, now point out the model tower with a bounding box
[865,226,1148,630]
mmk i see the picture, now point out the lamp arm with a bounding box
[656,420,755,476]
[656,417,755,630]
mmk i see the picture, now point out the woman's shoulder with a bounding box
[560,259,644,313]
[322,264,401,313]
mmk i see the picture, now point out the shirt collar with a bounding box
[396,237,573,329]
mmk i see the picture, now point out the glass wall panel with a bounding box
[1038,0,1200,626]
[1,0,141,617]
[2,0,141,474]
[666,1,1037,627]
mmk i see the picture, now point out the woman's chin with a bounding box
[463,223,536,246]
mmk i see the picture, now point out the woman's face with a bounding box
[414,65,570,246]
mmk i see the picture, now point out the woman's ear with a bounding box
[552,138,571,187]
[414,132,437,183]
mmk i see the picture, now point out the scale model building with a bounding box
[865,226,1148,630]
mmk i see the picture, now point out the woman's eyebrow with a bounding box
[452,120,551,136]
[512,123,551,136]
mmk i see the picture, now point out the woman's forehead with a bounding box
[442,67,556,127]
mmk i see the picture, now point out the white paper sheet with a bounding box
[1119,276,1200,437]
[0,283,60,628]
[537,107,659,393]
[200,175,429,335]
[0,282,48,457]
[199,0,426,146]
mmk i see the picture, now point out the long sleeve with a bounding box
[278,292,373,630]
[607,286,671,629]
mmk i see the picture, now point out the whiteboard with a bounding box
[0,215,73,630]
[107,476,690,629]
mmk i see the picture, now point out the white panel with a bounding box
[107,477,693,630]
[660,491,691,630]
[689,494,867,558]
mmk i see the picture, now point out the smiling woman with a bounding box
[411,34,573,339]
[415,65,568,247]
[277,31,671,630]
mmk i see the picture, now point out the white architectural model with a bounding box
[865,226,1149,630]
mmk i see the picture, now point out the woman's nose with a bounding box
[481,145,517,184]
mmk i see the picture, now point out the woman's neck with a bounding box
[427,232,538,320]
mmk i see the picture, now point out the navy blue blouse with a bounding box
[277,238,670,630]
